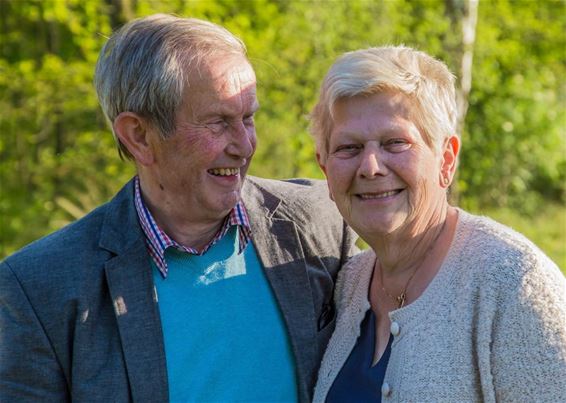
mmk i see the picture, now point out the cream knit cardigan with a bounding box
[314,209,566,402]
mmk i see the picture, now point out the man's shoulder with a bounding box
[244,176,358,259]
[2,180,137,275]
[245,176,329,205]
[2,202,110,272]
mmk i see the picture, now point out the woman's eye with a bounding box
[333,144,362,155]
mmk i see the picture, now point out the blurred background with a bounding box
[0,0,564,270]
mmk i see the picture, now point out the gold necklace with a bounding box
[378,261,416,309]
[377,218,447,309]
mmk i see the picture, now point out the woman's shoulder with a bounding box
[337,249,375,283]
[334,249,375,308]
[453,209,564,295]
[457,210,555,263]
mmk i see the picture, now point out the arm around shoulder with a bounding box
[0,261,69,402]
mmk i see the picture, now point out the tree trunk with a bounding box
[456,0,479,137]
[445,0,479,204]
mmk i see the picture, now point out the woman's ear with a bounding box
[316,152,328,177]
[316,152,335,201]
[439,135,460,188]
[113,112,156,166]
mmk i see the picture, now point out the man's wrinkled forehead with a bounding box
[181,54,258,117]
[189,54,251,89]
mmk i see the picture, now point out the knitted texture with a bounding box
[314,209,566,402]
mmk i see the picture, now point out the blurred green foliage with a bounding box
[1,0,564,268]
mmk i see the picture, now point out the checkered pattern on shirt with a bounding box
[133,176,252,278]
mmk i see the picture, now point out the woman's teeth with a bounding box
[359,190,399,199]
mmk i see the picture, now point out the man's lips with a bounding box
[208,168,240,176]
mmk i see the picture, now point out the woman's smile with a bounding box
[355,189,404,200]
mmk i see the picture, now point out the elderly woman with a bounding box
[310,46,566,402]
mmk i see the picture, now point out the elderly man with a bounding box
[0,14,356,403]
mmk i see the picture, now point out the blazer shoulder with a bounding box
[2,202,110,275]
[4,205,105,265]
[246,176,336,220]
[246,175,328,199]
[2,179,137,274]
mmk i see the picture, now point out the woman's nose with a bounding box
[358,146,387,178]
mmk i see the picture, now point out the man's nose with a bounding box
[226,120,256,159]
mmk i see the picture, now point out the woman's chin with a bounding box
[353,221,405,242]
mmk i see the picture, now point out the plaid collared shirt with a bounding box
[133,176,252,278]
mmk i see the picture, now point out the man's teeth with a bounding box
[359,190,399,199]
[209,168,239,176]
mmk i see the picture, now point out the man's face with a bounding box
[148,54,258,224]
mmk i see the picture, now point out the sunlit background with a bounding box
[0,0,564,271]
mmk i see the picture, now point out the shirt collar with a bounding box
[133,176,252,278]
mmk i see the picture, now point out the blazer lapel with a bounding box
[243,180,318,402]
[99,180,168,402]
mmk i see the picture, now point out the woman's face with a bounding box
[319,91,453,239]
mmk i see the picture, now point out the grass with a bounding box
[475,203,566,274]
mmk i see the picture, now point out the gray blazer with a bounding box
[0,176,357,403]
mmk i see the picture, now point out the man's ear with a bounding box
[439,135,460,188]
[113,112,155,166]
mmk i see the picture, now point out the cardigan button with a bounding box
[381,382,392,397]
[390,321,400,336]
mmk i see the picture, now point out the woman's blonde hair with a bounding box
[311,46,457,162]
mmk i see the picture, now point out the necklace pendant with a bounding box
[397,293,406,308]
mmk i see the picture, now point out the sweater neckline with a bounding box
[387,208,473,321]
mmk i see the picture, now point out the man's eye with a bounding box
[243,115,255,127]
[206,120,229,133]
[384,139,411,152]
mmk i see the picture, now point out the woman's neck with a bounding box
[368,205,459,312]
[368,204,455,276]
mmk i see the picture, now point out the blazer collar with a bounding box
[98,179,144,255]
[99,178,169,402]
[242,178,318,403]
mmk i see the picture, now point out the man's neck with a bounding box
[138,177,227,251]
[153,211,224,251]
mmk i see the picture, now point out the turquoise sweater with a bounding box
[152,227,298,402]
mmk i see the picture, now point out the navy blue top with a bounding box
[326,309,393,402]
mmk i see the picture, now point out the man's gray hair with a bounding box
[94,14,247,159]
[311,46,457,163]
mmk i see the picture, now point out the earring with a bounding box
[443,176,450,186]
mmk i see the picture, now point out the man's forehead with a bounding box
[190,54,255,88]
[181,54,258,118]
